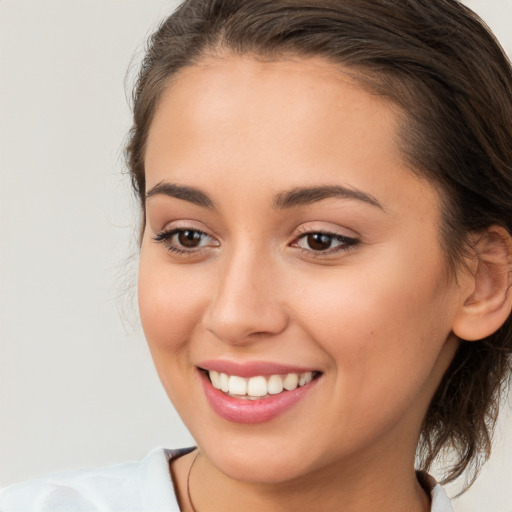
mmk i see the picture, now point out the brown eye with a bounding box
[153,227,219,254]
[293,231,359,255]
[177,230,204,248]
[306,233,334,251]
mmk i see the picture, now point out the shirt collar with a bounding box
[417,471,454,512]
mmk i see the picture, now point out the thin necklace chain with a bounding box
[186,449,201,512]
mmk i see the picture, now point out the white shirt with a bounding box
[0,447,454,512]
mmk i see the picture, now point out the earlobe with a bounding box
[452,226,512,341]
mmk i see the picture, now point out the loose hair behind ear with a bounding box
[126,0,512,490]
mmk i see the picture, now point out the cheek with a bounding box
[288,247,456,403]
[138,252,209,355]
[288,280,453,448]
[137,252,215,411]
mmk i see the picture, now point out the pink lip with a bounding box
[198,369,320,424]
[197,359,316,378]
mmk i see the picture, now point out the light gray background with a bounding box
[1,1,511,510]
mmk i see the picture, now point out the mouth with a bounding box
[203,369,320,399]
[197,363,322,424]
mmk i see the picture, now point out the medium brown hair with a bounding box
[126,0,512,489]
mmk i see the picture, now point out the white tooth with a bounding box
[219,372,229,393]
[209,370,221,389]
[283,373,299,391]
[267,375,284,395]
[228,375,247,395]
[247,376,268,397]
[303,372,313,385]
[299,373,306,386]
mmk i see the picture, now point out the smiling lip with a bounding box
[197,360,321,424]
[197,359,316,378]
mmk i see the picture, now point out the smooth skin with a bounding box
[138,55,512,512]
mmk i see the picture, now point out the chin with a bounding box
[191,428,325,485]
[210,449,311,484]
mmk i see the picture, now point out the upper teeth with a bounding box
[208,371,314,398]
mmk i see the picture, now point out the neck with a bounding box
[172,447,431,512]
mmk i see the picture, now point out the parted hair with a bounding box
[126,0,512,489]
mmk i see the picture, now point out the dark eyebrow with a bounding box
[273,185,383,210]
[145,182,215,209]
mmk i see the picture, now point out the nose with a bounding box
[202,248,289,345]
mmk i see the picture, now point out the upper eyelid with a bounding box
[154,226,358,239]
[293,231,359,246]
[156,221,217,238]
[157,227,215,240]
[295,232,358,242]
[296,228,355,237]
[294,223,360,240]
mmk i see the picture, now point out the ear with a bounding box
[452,226,512,341]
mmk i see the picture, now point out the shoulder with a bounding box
[0,447,193,512]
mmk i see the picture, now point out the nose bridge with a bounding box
[204,241,288,343]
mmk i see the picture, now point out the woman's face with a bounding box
[139,56,462,483]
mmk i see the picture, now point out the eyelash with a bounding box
[292,228,359,256]
[153,228,217,255]
[153,228,360,256]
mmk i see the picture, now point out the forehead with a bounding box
[145,54,439,221]
[147,56,400,171]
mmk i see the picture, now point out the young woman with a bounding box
[2,1,512,511]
